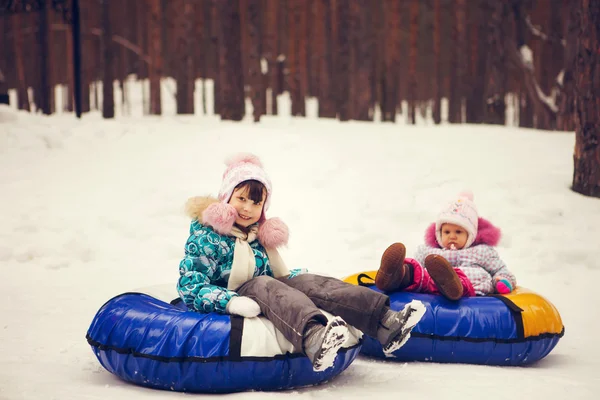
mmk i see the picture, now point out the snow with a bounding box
[1,87,599,400]
[520,45,534,70]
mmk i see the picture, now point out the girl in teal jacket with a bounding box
[177,153,425,372]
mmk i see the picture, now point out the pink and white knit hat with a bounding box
[435,191,479,249]
[218,153,273,220]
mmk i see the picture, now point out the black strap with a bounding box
[357,273,375,287]
[228,315,244,361]
[488,294,525,339]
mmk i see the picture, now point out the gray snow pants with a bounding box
[235,273,389,350]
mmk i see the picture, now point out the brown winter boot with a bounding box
[376,243,413,292]
[424,254,463,301]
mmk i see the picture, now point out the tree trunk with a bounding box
[39,1,53,114]
[288,0,307,117]
[335,1,350,121]
[101,0,115,118]
[210,0,221,115]
[572,0,600,197]
[79,3,92,113]
[245,0,264,122]
[65,19,74,112]
[408,0,419,124]
[10,14,30,111]
[483,0,506,125]
[508,0,556,130]
[557,0,578,131]
[264,0,279,115]
[174,0,194,115]
[382,0,401,122]
[218,0,245,121]
[148,0,162,115]
[351,0,372,121]
[432,0,441,124]
[455,0,467,123]
[317,0,336,118]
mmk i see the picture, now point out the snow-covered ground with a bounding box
[1,86,598,399]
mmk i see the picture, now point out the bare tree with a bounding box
[101,0,115,118]
[148,0,162,115]
[350,0,372,121]
[174,0,194,115]
[263,0,279,115]
[483,0,507,125]
[381,0,401,122]
[10,14,30,110]
[245,0,264,122]
[218,0,245,121]
[38,0,53,114]
[408,0,419,124]
[432,0,441,124]
[572,0,600,197]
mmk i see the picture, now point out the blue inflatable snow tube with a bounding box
[86,292,361,393]
[344,272,564,366]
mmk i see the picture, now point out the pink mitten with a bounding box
[495,279,513,294]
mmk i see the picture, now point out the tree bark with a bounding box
[483,0,507,125]
[101,0,115,118]
[408,0,419,124]
[557,0,578,131]
[288,0,307,117]
[508,0,556,130]
[39,0,53,114]
[10,14,30,111]
[382,0,401,122]
[210,0,221,115]
[572,0,600,197]
[174,0,194,115]
[315,0,335,118]
[148,0,162,115]
[335,1,350,121]
[350,0,372,121]
[264,0,279,115]
[432,0,441,124]
[218,0,245,121]
[455,0,467,123]
[245,0,264,122]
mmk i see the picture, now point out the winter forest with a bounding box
[0,0,599,196]
[1,1,600,399]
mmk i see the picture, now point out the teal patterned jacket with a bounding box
[177,220,303,313]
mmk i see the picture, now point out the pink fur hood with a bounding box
[184,196,289,249]
[424,217,501,248]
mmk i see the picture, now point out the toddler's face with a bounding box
[228,187,265,228]
[440,223,468,250]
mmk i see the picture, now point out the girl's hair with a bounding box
[234,180,266,203]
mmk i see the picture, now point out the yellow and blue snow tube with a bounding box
[86,285,361,393]
[343,271,564,366]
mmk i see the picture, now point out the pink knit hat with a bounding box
[435,191,479,249]
[218,153,273,220]
[202,153,288,248]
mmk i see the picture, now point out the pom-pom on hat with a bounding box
[435,191,479,249]
[217,153,273,219]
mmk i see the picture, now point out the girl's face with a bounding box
[228,185,266,228]
[440,223,468,250]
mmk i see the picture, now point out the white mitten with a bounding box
[226,296,261,318]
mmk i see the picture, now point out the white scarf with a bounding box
[227,225,290,290]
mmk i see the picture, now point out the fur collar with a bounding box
[424,217,501,248]
[185,196,289,248]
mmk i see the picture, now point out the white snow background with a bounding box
[1,80,598,399]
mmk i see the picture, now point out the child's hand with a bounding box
[495,278,513,294]
[226,296,261,318]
